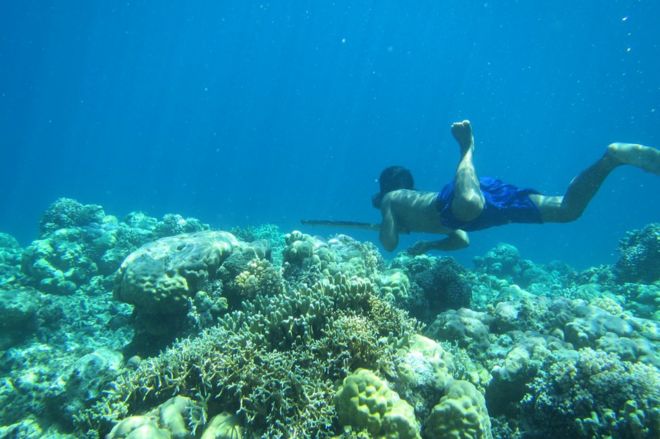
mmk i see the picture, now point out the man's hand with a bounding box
[405,231,470,255]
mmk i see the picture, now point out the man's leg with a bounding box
[450,120,485,221]
[530,142,660,223]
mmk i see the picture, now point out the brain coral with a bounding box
[424,379,492,439]
[114,231,241,314]
[113,231,254,355]
[335,368,421,438]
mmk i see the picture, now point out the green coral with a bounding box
[335,368,421,438]
[423,380,492,439]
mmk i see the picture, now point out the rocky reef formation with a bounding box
[0,201,657,438]
[615,223,659,284]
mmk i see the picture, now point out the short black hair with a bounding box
[372,166,414,208]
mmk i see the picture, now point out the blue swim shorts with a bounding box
[436,177,543,231]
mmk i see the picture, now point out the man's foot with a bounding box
[607,142,660,175]
[451,120,474,154]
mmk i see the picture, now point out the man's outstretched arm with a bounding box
[407,230,469,255]
[379,198,399,252]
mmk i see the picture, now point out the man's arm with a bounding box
[407,230,469,255]
[379,198,399,252]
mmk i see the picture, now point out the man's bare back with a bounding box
[379,190,462,252]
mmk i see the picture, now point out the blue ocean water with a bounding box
[1,0,658,267]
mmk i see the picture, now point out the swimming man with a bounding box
[372,120,660,254]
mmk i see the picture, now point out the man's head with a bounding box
[372,166,414,208]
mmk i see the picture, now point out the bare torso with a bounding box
[386,189,454,233]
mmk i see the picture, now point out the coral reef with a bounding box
[0,289,39,349]
[393,335,455,420]
[615,223,660,283]
[522,348,659,438]
[424,379,492,439]
[113,231,242,355]
[106,395,205,438]
[335,368,421,438]
[392,254,472,321]
[1,199,658,438]
[80,266,419,437]
[0,232,23,288]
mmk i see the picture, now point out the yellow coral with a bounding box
[234,258,283,299]
[201,412,244,439]
[424,380,492,439]
[335,368,421,438]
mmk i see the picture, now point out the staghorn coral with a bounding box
[80,326,335,437]
[81,273,419,437]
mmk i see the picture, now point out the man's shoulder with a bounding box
[385,190,439,208]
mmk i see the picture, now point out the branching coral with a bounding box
[81,272,420,437]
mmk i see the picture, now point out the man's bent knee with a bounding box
[451,192,485,222]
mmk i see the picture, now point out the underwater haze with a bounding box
[1,0,659,264]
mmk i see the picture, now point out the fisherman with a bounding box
[372,120,660,254]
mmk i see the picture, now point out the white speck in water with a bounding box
[340,37,347,44]
[621,16,628,22]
